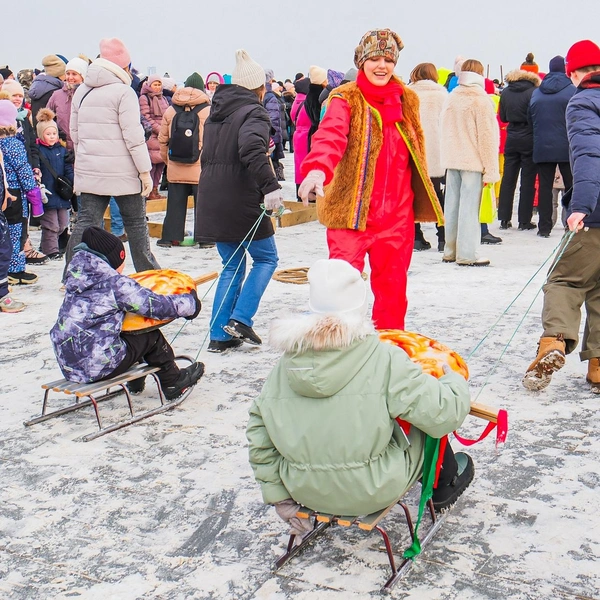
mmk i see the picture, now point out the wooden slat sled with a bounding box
[274,496,446,592]
[25,355,196,442]
[273,402,502,592]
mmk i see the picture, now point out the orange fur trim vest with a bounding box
[318,81,444,231]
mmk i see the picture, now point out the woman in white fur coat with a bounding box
[409,63,448,252]
[440,59,500,266]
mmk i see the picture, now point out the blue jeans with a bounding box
[110,197,124,236]
[211,236,278,341]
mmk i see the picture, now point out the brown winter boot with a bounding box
[522,335,566,391]
[147,187,162,200]
[587,358,600,394]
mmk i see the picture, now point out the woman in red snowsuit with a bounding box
[299,29,443,329]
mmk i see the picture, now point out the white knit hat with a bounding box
[232,49,265,90]
[308,259,367,314]
[65,57,89,78]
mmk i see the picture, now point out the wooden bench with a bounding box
[25,355,196,442]
[274,494,446,592]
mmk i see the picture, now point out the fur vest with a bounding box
[318,81,443,231]
[408,80,448,178]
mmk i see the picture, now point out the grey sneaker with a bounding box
[0,295,26,313]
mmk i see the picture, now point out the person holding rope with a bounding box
[523,40,600,392]
[297,29,443,330]
[195,50,281,353]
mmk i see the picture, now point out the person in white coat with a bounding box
[440,59,500,267]
[63,38,159,278]
[409,63,448,251]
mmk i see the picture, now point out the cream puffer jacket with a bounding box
[408,79,448,178]
[70,59,151,196]
[440,73,500,183]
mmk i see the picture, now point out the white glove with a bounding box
[274,499,314,537]
[139,172,153,198]
[298,170,326,207]
[264,188,284,211]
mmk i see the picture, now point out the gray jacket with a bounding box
[70,58,151,196]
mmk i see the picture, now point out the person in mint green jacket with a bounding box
[247,259,474,535]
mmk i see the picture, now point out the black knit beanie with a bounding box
[82,226,125,270]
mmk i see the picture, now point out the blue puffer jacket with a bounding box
[38,142,74,210]
[50,248,196,383]
[529,72,575,163]
[566,72,600,227]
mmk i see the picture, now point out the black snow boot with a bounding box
[162,362,205,401]
[432,452,474,512]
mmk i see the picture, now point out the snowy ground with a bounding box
[1,155,599,600]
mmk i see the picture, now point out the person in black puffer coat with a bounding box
[497,69,541,230]
[195,50,281,354]
[528,56,576,237]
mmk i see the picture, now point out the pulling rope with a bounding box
[470,229,576,401]
[168,209,268,350]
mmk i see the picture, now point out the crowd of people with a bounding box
[2,29,600,537]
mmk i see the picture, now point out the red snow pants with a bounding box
[327,219,415,330]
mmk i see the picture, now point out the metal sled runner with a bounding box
[274,496,447,593]
[25,355,196,442]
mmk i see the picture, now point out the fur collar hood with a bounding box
[408,79,448,95]
[270,312,375,353]
[505,69,541,86]
[269,312,379,399]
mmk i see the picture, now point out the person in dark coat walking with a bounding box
[529,56,576,237]
[523,39,600,393]
[497,69,541,230]
[195,50,282,353]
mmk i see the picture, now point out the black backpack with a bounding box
[168,102,209,164]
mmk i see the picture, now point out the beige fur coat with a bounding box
[440,83,500,183]
[408,80,448,178]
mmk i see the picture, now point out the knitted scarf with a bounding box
[141,84,167,118]
[356,70,403,124]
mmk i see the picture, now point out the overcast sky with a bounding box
[3,0,597,83]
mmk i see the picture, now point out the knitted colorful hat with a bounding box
[42,55,66,78]
[232,50,265,90]
[184,72,205,91]
[354,29,404,70]
[327,69,345,88]
[17,69,34,88]
[0,99,17,127]
[565,40,600,76]
[36,108,59,138]
[99,38,131,69]
[82,226,126,270]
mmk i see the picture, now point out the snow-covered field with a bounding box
[1,156,599,599]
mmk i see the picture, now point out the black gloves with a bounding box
[185,289,202,320]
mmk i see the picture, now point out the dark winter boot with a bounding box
[162,362,205,401]
[522,335,566,391]
[223,319,262,345]
[432,452,474,512]
[127,377,146,395]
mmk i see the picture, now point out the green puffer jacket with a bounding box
[247,314,471,516]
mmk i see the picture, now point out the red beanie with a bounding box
[565,40,600,77]
[99,38,131,70]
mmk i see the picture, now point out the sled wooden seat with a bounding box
[26,355,196,442]
[275,493,446,592]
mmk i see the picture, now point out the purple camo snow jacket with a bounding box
[50,247,196,383]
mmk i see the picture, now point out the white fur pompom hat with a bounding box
[308,259,367,314]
